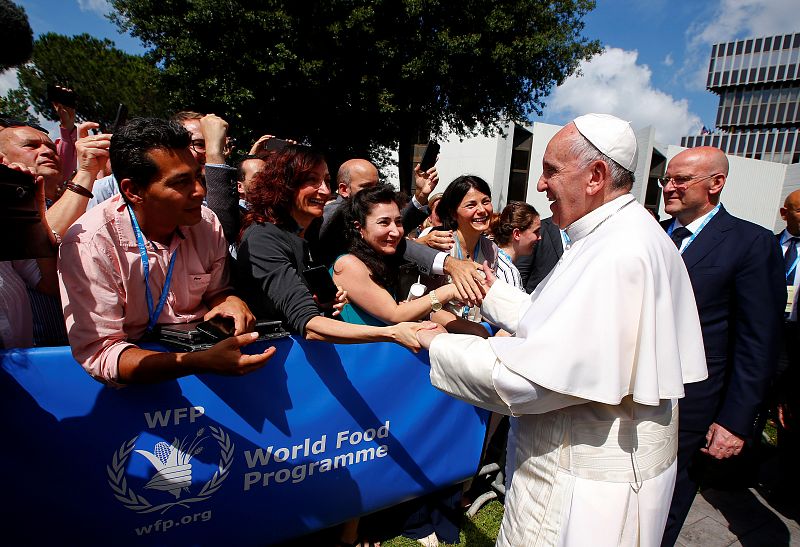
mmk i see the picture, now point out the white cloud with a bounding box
[682,0,797,87]
[76,0,111,17]
[0,68,20,95]
[546,47,702,144]
[663,53,674,67]
[689,0,797,47]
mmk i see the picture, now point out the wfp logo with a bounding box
[107,425,233,514]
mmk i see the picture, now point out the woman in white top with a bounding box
[489,201,541,290]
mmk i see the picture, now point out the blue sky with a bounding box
[2,0,797,143]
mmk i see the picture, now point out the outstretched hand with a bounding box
[443,256,486,306]
[200,332,276,376]
[416,322,447,350]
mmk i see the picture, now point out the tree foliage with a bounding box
[0,0,33,72]
[16,33,168,129]
[0,88,35,122]
[111,0,599,189]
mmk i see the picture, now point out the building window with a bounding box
[745,39,753,54]
[755,38,763,52]
[766,133,775,153]
[747,134,757,153]
[758,104,767,124]
[764,37,772,50]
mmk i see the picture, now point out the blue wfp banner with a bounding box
[0,337,489,545]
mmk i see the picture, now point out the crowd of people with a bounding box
[0,105,797,547]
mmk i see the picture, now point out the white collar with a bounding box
[564,194,636,244]
[781,228,799,244]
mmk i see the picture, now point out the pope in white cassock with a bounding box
[417,114,708,546]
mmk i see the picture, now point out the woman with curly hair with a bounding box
[331,184,462,326]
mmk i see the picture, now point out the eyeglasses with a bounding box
[657,173,721,190]
[190,139,206,153]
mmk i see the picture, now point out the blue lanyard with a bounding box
[782,233,800,282]
[667,204,720,254]
[454,236,481,262]
[453,235,481,318]
[127,204,178,332]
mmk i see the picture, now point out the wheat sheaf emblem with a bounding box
[107,425,234,514]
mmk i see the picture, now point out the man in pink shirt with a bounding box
[59,117,274,386]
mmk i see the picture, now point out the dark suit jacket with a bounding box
[662,206,786,438]
[520,217,563,293]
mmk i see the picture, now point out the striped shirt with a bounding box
[496,248,523,290]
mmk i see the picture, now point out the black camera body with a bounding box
[0,165,55,260]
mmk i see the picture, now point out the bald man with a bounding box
[660,147,786,545]
[322,158,436,235]
[0,123,63,201]
[771,189,800,499]
[337,158,380,198]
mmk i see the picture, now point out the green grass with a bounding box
[381,500,503,547]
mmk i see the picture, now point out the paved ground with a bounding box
[677,453,800,547]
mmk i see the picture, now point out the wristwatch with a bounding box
[429,291,442,312]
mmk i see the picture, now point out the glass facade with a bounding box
[683,32,799,164]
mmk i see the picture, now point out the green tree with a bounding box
[111,0,599,190]
[0,0,33,72]
[0,88,35,122]
[16,33,168,129]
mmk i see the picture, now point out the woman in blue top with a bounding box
[331,185,461,326]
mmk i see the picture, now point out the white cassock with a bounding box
[429,194,708,547]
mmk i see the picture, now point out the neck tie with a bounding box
[786,236,799,285]
[671,226,692,249]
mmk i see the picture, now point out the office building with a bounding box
[681,32,800,164]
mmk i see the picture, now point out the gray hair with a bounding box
[568,131,634,191]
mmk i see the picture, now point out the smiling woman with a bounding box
[330,184,462,326]
[235,145,431,350]
[425,175,499,337]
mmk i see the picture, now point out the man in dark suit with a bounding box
[518,216,563,292]
[772,189,800,496]
[660,146,786,546]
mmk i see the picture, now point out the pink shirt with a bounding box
[0,260,41,348]
[58,194,231,385]
[55,126,77,180]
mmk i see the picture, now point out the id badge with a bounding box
[787,285,797,314]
